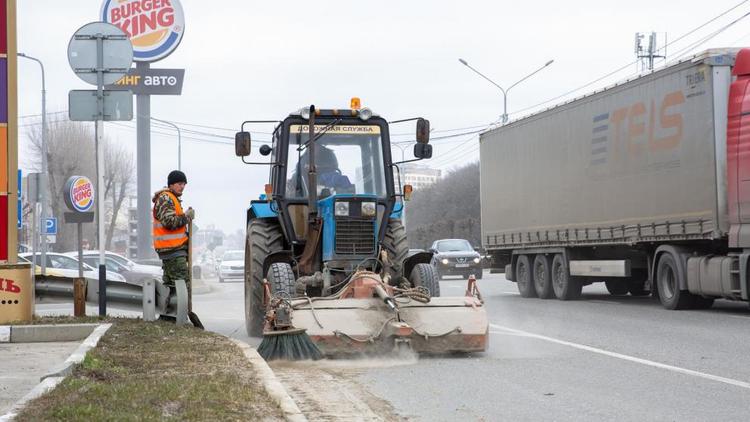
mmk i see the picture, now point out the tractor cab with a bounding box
[234,100,487,357]
[236,99,432,280]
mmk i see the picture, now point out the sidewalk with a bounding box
[0,342,79,415]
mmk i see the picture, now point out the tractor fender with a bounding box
[247,200,278,224]
[403,251,434,281]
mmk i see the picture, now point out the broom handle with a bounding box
[188,218,193,313]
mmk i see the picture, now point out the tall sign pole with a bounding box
[101,0,186,260]
[94,32,107,316]
[67,22,133,316]
[136,61,151,260]
[0,0,34,325]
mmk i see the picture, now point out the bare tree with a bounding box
[405,162,481,249]
[25,117,135,252]
[102,140,135,250]
[26,118,95,252]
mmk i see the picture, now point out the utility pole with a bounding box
[18,53,48,273]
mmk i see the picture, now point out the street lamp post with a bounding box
[151,117,182,171]
[19,53,49,274]
[458,58,554,124]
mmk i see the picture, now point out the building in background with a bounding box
[401,164,441,191]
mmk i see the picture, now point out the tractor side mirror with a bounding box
[414,143,432,159]
[235,131,252,157]
[259,144,272,156]
[416,118,430,143]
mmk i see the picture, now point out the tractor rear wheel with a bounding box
[411,263,440,297]
[382,219,409,281]
[245,219,284,337]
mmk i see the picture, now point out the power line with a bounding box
[508,1,750,118]
[669,9,750,61]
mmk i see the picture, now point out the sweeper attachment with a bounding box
[236,100,489,360]
[270,270,487,357]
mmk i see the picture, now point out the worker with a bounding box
[288,144,354,197]
[152,170,195,306]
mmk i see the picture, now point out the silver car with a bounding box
[218,250,244,283]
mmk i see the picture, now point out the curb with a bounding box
[0,376,65,422]
[0,323,101,343]
[0,323,112,421]
[230,339,307,422]
[41,324,112,380]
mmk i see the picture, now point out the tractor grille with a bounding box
[335,217,376,255]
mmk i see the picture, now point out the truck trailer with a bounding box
[480,48,750,310]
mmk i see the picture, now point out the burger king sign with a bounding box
[65,176,95,213]
[101,0,185,62]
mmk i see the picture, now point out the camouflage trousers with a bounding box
[161,256,192,309]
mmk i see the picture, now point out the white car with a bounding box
[64,251,163,285]
[218,250,244,283]
[20,252,127,284]
[71,251,162,276]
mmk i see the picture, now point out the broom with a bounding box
[257,328,323,361]
[256,289,323,361]
[187,217,204,330]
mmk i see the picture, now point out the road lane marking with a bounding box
[490,323,750,390]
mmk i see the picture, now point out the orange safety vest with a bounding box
[152,191,188,251]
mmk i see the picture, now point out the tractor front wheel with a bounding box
[382,219,409,281]
[244,219,284,337]
[410,263,440,297]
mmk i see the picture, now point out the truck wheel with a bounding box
[656,253,694,310]
[605,280,629,296]
[245,219,284,337]
[533,255,554,299]
[410,263,440,297]
[552,254,582,300]
[267,262,296,298]
[382,219,409,281]
[515,255,537,298]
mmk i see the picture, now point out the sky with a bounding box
[15,0,750,234]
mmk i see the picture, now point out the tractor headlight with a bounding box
[335,201,350,216]
[358,107,373,121]
[361,201,376,217]
[299,107,311,120]
[441,258,449,265]
[473,257,481,264]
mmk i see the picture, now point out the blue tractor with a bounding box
[235,100,487,355]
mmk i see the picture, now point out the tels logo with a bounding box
[101,0,185,62]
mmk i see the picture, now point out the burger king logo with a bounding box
[101,0,185,63]
[67,177,94,213]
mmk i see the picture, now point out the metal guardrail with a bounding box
[35,275,187,323]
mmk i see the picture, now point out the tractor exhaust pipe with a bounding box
[307,105,318,219]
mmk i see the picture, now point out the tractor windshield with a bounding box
[286,124,387,199]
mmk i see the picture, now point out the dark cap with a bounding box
[168,170,187,186]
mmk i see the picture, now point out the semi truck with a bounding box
[480,48,750,310]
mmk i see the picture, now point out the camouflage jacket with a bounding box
[152,188,189,257]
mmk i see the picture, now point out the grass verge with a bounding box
[14,320,284,421]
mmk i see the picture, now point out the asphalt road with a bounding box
[194,273,750,421]
[34,273,750,420]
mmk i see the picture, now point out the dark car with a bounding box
[430,239,483,279]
